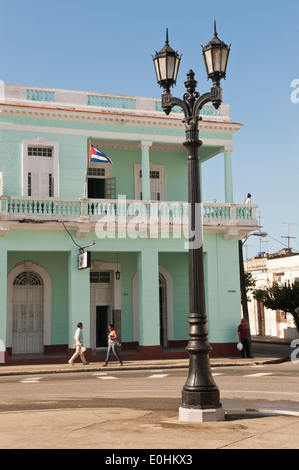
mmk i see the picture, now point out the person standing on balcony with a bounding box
[238,318,253,358]
[68,322,89,365]
[244,193,251,218]
[244,193,251,204]
[103,324,122,366]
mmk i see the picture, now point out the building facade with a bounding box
[245,250,299,340]
[0,83,259,364]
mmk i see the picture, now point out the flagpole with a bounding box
[83,137,91,198]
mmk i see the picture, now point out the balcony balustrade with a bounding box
[0,84,231,121]
[0,196,257,229]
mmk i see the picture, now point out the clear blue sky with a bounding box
[1,0,299,258]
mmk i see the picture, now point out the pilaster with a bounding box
[137,250,160,352]
[68,250,90,357]
[223,146,234,203]
[0,249,8,363]
[141,141,152,201]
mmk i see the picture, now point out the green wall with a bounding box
[205,234,241,344]
[3,228,241,346]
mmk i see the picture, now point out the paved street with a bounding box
[0,347,299,449]
[251,339,295,358]
[1,361,299,414]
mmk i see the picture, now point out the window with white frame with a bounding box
[90,271,111,284]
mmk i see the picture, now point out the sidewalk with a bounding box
[1,404,298,450]
[252,335,294,344]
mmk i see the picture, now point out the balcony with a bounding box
[0,196,258,239]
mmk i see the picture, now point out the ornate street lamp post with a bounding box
[153,23,230,422]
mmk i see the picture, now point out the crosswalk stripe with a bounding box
[245,373,273,377]
[148,374,169,378]
[96,376,118,380]
[20,377,42,383]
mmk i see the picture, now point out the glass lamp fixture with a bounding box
[153,28,181,93]
[202,21,230,86]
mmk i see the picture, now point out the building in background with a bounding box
[246,249,299,340]
[0,83,258,364]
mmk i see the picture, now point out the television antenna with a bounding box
[281,223,296,253]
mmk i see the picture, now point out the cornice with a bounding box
[0,220,259,241]
[0,102,243,134]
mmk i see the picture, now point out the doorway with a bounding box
[96,306,109,347]
[134,163,166,200]
[88,178,106,199]
[12,271,44,354]
[90,269,115,350]
[87,162,116,199]
[159,273,167,348]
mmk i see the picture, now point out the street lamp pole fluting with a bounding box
[153,24,230,421]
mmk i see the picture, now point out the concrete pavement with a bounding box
[1,404,299,450]
[1,354,299,449]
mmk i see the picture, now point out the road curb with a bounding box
[0,356,289,377]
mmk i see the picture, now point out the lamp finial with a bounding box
[214,20,218,37]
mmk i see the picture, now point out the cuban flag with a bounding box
[89,144,113,164]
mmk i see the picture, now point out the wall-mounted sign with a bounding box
[78,251,91,270]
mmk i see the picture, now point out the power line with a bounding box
[267,234,299,253]
[61,222,96,253]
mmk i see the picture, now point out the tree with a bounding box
[244,271,256,301]
[253,281,299,333]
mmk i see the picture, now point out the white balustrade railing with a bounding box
[0,84,231,121]
[0,196,257,224]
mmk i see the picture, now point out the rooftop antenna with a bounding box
[281,222,296,254]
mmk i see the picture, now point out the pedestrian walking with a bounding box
[238,318,253,358]
[68,322,89,365]
[103,324,122,366]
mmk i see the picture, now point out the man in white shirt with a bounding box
[68,322,89,365]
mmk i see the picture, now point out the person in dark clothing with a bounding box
[238,318,253,358]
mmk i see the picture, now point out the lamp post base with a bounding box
[179,405,225,423]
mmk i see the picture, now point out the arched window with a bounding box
[13,272,43,286]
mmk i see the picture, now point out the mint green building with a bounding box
[0,83,258,364]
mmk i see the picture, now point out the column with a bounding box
[224,146,234,203]
[137,250,161,356]
[68,250,90,358]
[0,249,7,363]
[141,141,152,201]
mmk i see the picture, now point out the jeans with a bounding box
[105,341,122,365]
